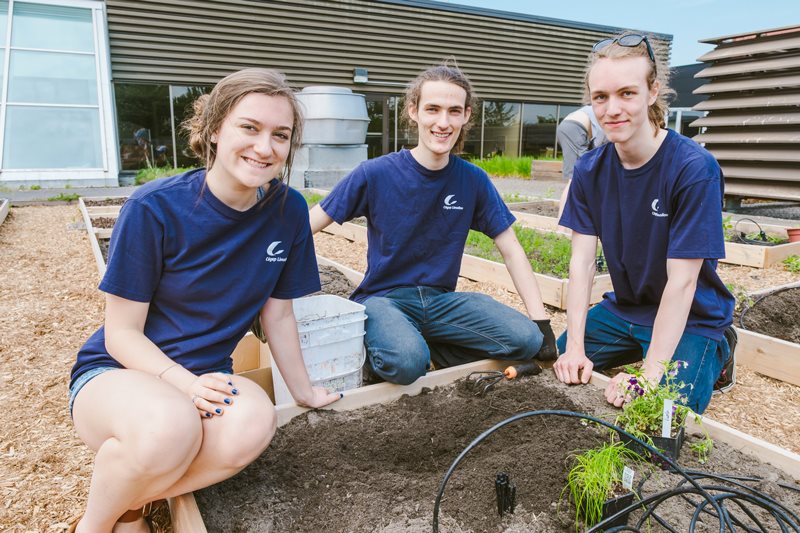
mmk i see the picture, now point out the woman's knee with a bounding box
[126,400,202,477]
[211,391,276,470]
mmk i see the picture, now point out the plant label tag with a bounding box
[662,399,674,438]
[622,466,634,490]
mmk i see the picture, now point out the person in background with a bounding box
[309,61,558,387]
[68,68,340,533]
[556,105,608,219]
[553,33,736,415]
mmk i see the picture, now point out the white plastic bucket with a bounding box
[271,294,367,405]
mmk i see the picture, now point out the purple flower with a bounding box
[629,377,638,385]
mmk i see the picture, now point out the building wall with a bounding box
[105,0,672,170]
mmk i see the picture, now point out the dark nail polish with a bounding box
[339,392,344,398]
[215,408,222,414]
[232,388,239,395]
[224,398,231,405]
[228,381,233,386]
[205,412,212,418]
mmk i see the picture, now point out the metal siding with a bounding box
[105,0,671,103]
[692,26,800,201]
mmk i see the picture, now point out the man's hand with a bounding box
[553,350,593,384]
[604,372,633,408]
[533,319,557,361]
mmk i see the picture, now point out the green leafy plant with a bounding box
[783,255,800,273]
[615,360,692,441]
[30,185,41,190]
[725,283,753,314]
[135,166,195,185]
[465,225,573,278]
[501,192,527,203]
[689,435,714,465]
[614,360,714,463]
[47,193,80,202]
[562,441,642,531]
[301,191,327,207]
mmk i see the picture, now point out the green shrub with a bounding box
[301,191,327,207]
[135,166,195,185]
[472,156,533,178]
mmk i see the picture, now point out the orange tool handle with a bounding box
[503,361,542,380]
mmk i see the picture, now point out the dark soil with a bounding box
[315,264,355,298]
[83,198,126,207]
[196,374,604,532]
[507,201,559,218]
[193,373,800,532]
[739,287,800,344]
[99,238,109,263]
[91,216,116,229]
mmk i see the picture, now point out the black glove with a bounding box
[533,319,557,361]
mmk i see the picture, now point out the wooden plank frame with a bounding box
[170,360,800,532]
[322,220,613,309]
[0,198,9,227]
[77,197,109,278]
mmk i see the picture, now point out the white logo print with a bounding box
[651,198,668,218]
[265,241,287,262]
[443,194,464,211]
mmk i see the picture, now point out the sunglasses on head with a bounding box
[593,34,657,71]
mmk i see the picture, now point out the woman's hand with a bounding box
[185,372,239,418]
[296,386,342,409]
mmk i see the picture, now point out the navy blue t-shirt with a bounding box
[71,169,320,387]
[320,149,515,302]
[559,129,734,340]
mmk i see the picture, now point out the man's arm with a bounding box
[493,227,547,320]
[309,204,335,234]
[553,232,597,384]
[603,258,702,407]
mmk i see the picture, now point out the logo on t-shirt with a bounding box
[265,241,287,262]
[443,194,464,211]
[651,199,668,218]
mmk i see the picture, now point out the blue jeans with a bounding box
[556,305,729,414]
[363,287,543,385]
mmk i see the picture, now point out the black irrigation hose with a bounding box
[739,285,800,330]
[431,410,723,533]
[732,218,775,246]
[431,409,799,533]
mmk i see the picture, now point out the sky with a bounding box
[437,0,798,66]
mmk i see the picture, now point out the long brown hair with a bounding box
[584,33,674,133]
[404,58,476,153]
[183,68,303,198]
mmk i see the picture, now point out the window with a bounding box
[521,104,558,158]
[482,101,521,158]
[1,1,106,170]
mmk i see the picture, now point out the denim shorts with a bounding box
[68,366,118,417]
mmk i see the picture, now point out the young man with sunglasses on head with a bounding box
[553,33,737,414]
[308,62,558,386]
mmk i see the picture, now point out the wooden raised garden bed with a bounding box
[169,359,800,532]
[530,159,563,180]
[322,220,613,310]
[722,219,800,268]
[0,198,9,227]
[735,281,800,387]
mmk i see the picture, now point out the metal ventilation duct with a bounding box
[691,25,800,201]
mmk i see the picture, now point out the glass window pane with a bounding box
[365,94,385,159]
[556,104,582,157]
[388,96,418,153]
[3,106,102,168]
[461,101,483,159]
[114,84,171,170]
[0,1,9,44]
[8,50,97,104]
[12,2,94,52]
[483,101,521,158]
[521,104,558,158]
[172,85,212,168]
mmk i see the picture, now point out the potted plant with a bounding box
[614,360,712,465]
[562,440,643,531]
